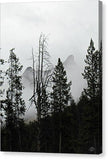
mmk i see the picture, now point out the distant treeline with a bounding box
[0,34,102,154]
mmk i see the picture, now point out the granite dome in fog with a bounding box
[23,67,33,82]
[22,55,86,104]
[63,55,76,67]
[22,54,86,122]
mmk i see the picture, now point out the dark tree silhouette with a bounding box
[30,33,52,151]
[2,49,25,151]
[79,39,102,154]
[0,57,5,125]
[51,58,71,153]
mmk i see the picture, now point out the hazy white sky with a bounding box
[0,0,99,71]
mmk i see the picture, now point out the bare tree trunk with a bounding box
[59,87,62,153]
[41,40,44,85]
[17,124,22,151]
[36,35,42,152]
[37,103,41,152]
[37,83,41,152]
[32,48,36,99]
[94,136,96,154]
[59,130,62,153]
[31,34,51,152]
[59,111,62,153]
[9,129,12,151]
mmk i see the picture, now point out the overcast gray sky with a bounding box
[1,0,99,71]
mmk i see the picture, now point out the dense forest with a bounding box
[0,34,102,154]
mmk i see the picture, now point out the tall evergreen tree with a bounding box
[51,58,71,113]
[51,58,71,153]
[0,58,5,124]
[41,86,50,118]
[3,48,25,151]
[0,59,4,96]
[82,39,98,99]
[95,42,102,153]
[80,39,102,153]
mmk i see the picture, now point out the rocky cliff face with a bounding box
[22,67,35,122]
[63,55,86,101]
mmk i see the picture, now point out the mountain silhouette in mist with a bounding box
[63,54,86,101]
[22,55,86,122]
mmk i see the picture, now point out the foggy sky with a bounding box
[0,0,99,72]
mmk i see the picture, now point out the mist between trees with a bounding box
[0,33,102,154]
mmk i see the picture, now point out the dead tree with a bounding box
[30,33,52,152]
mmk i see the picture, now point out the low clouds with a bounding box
[1,1,99,71]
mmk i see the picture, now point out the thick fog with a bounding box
[1,1,99,70]
[0,0,99,122]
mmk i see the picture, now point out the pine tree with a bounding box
[51,58,71,113]
[61,97,79,153]
[51,58,71,153]
[81,39,102,153]
[82,39,98,99]
[4,48,25,151]
[95,42,102,153]
[41,86,50,118]
[77,93,92,153]
[0,58,5,124]
[0,59,4,96]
